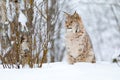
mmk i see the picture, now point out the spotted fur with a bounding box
[64,11,95,64]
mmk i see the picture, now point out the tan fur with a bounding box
[64,11,95,64]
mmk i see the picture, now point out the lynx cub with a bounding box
[64,11,95,64]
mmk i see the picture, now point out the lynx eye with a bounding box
[70,21,73,23]
[70,55,73,57]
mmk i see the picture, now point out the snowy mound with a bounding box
[0,62,120,80]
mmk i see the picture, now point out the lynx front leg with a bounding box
[86,50,96,63]
[92,56,96,63]
[76,54,86,62]
[67,54,75,64]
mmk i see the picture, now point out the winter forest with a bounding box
[0,0,67,68]
[0,0,120,80]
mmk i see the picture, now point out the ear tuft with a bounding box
[73,11,79,19]
[74,11,77,14]
[63,11,70,17]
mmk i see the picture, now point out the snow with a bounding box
[6,0,16,22]
[18,10,28,31]
[18,11,27,26]
[112,49,120,60]
[0,62,120,80]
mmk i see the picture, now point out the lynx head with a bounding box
[64,11,83,33]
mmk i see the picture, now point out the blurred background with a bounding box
[0,0,120,68]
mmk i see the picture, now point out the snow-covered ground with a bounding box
[0,1,120,80]
[0,62,120,80]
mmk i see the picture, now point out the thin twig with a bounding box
[34,4,47,20]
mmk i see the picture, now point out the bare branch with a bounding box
[34,4,47,20]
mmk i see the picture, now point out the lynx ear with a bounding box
[73,11,79,19]
[74,11,77,15]
[63,11,70,17]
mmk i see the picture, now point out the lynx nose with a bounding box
[75,30,77,33]
[66,25,69,28]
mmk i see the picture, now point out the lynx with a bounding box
[64,11,95,64]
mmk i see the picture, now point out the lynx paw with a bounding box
[67,54,75,64]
